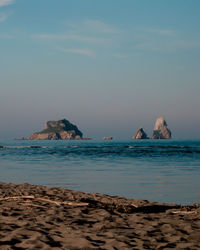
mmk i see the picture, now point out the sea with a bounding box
[0,139,200,205]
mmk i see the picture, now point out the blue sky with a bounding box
[0,0,200,139]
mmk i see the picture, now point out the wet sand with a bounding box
[0,182,200,249]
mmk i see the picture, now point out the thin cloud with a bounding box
[59,48,96,57]
[114,53,140,59]
[145,27,177,36]
[83,20,119,34]
[65,19,119,34]
[114,53,130,59]
[0,0,14,7]
[137,38,200,52]
[133,27,187,52]
[31,19,119,52]
[32,33,109,44]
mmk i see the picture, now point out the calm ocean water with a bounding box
[0,139,200,205]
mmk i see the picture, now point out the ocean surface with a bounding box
[0,139,200,205]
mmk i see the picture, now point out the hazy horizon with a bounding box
[1,0,200,140]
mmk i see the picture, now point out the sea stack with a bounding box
[29,119,83,140]
[133,127,148,139]
[152,117,171,139]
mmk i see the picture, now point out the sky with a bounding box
[0,0,200,139]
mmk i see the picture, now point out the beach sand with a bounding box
[0,182,200,249]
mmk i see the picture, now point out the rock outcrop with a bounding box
[152,117,171,139]
[133,127,149,139]
[29,119,83,140]
[103,137,113,140]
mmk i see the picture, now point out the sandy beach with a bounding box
[0,182,200,249]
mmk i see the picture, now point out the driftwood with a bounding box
[35,197,60,206]
[0,196,89,207]
[0,196,35,201]
[62,201,89,206]
[171,211,197,215]
[131,203,138,208]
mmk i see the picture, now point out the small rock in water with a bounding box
[133,127,149,139]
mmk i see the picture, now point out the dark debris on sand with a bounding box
[0,182,200,249]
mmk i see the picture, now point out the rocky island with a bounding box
[133,127,149,139]
[29,119,83,140]
[152,117,171,139]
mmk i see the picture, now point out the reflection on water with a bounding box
[0,140,200,204]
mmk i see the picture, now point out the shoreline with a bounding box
[0,182,200,249]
